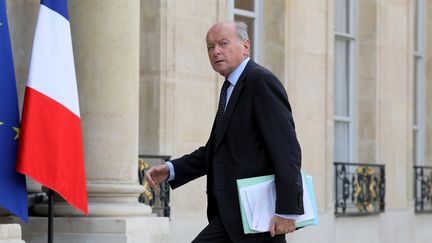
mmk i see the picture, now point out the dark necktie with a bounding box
[214,80,230,141]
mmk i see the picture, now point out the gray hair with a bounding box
[235,22,249,42]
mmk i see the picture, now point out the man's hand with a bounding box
[269,215,296,237]
[145,164,169,191]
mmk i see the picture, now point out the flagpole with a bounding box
[48,189,53,243]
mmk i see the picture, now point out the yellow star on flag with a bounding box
[0,121,4,125]
[13,126,20,140]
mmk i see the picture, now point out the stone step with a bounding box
[0,224,25,243]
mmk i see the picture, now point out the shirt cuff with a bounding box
[166,161,175,181]
[275,213,299,220]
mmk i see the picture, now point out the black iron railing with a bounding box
[414,166,432,213]
[138,154,171,218]
[334,162,385,216]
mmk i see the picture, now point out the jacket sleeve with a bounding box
[168,144,208,189]
[252,72,304,215]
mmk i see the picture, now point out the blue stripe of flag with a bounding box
[41,0,69,20]
[0,0,28,222]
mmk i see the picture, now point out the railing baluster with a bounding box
[138,154,171,218]
[414,165,432,213]
[334,162,386,216]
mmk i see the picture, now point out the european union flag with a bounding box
[0,0,28,222]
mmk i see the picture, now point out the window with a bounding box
[334,0,357,162]
[413,0,425,165]
[228,0,262,62]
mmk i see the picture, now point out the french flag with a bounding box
[17,0,88,215]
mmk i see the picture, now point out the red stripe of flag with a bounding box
[17,87,88,214]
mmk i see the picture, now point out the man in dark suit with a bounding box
[146,21,303,243]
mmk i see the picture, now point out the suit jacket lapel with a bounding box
[214,60,254,150]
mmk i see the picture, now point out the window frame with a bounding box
[334,0,358,163]
[413,0,426,165]
[227,0,263,62]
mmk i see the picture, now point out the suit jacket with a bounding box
[169,60,303,243]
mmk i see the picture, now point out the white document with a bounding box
[239,180,276,232]
[238,173,314,232]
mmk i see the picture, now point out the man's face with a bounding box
[206,23,250,78]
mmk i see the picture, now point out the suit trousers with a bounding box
[192,216,233,243]
[191,216,287,243]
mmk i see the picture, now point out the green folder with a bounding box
[236,173,319,234]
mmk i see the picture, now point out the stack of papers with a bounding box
[237,172,319,234]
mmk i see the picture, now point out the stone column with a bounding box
[48,0,148,218]
[16,1,168,242]
[24,0,149,218]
